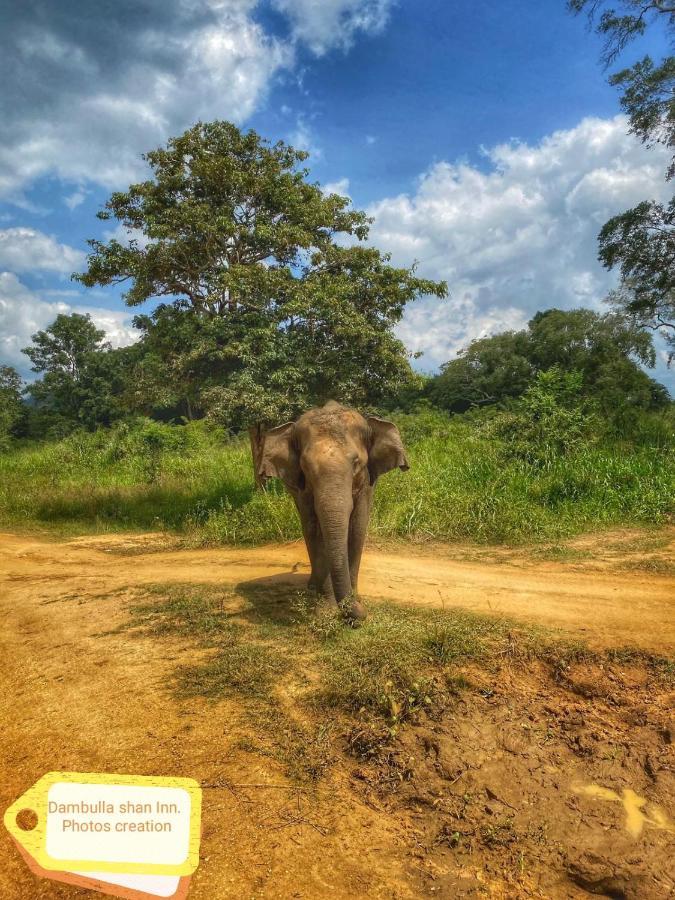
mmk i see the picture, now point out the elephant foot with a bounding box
[340,598,367,627]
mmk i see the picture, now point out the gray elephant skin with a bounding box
[259,401,409,622]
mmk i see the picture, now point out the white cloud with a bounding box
[0,1,292,202]
[288,114,322,158]
[0,272,137,376]
[322,177,351,197]
[0,228,85,274]
[64,189,87,210]
[366,115,673,369]
[272,0,394,55]
[0,0,399,201]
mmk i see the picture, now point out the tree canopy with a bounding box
[426,308,669,418]
[22,313,130,433]
[76,121,446,441]
[0,366,24,448]
[569,0,675,355]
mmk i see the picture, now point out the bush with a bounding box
[481,368,598,465]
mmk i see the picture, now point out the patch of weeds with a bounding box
[606,533,672,554]
[619,557,675,576]
[479,818,517,848]
[530,545,593,562]
[314,604,508,726]
[424,617,488,664]
[344,720,394,760]
[234,704,336,781]
[604,646,675,682]
[534,640,595,678]
[120,584,239,643]
[177,640,291,700]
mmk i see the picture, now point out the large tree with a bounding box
[22,313,130,433]
[0,365,24,447]
[76,121,446,482]
[569,0,675,355]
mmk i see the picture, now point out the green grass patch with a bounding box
[1,415,672,545]
[619,557,675,576]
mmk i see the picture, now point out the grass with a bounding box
[619,557,675,576]
[0,413,672,545]
[107,581,675,781]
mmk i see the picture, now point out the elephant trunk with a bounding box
[315,488,352,604]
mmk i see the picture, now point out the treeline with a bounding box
[1,303,672,452]
[404,307,672,436]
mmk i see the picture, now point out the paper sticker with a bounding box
[4,772,202,879]
[12,836,192,899]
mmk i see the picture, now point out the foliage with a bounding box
[426,330,533,413]
[568,0,675,350]
[75,121,446,429]
[21,313,132,434]
[426,308,668,417]
[0,411,672,545]
[600,199,675,358]
[481,368,598,465]
[0,366,24,449]
[568,1,674,67]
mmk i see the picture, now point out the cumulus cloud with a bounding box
[272,0,395,55]
[0,0,399,201]
[366,115,673,369]
[0,272,137,376]
[0,0,291,201]
[0,227,85,274]
[322,177,351,197]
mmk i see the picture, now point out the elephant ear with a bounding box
[367,416,409,485]
[259,422,303,489]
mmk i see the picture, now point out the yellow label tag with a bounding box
[4,772,201,876]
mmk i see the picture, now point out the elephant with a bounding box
[259,400,409,623]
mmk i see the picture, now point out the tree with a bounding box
[0,365,24,448]
[569,1,675,353]
[427,308,669,418]
[75,121,446,483]
[426,331,534,413]
[568,2,675,66]
[22,313,130,433]
[599,198,675,349]
[484,367,599,464]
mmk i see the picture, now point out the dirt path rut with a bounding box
[1,530,674,652]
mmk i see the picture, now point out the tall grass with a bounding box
[0,413,672,545]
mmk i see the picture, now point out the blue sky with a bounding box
[0,0,672,391]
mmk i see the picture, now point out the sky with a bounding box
[0,0,673,392]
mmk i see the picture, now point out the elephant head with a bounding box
[259,402,408,619]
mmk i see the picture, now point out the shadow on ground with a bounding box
[236,572,313,625]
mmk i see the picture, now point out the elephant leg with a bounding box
[294,493,334,601]
[347,487,373,619]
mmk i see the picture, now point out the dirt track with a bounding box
[1,529,674,899]
[1,529,674,652]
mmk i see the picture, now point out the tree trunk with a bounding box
[249,423,266,491]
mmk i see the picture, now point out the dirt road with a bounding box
[1,529,674,899]
[1,529,673,652]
